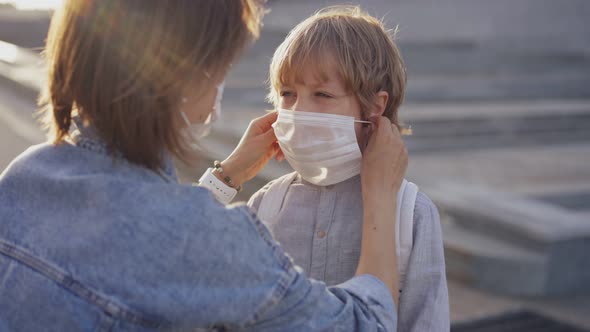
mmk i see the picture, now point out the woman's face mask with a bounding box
[272,108,371,186]
[180,81,225,143]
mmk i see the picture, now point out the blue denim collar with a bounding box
[70,115,177,181]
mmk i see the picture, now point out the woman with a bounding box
[0,1,408,331]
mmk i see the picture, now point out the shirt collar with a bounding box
[297,173,362,192]
[70,115,177,181]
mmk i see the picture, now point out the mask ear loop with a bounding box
[355,119,374,134]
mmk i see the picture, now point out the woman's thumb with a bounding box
[260,127,278,145]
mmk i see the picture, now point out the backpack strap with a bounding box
[256,172,299,225]
[397,179,419,290]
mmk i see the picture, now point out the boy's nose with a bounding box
[291,99,312,113]
[291,99,302,112]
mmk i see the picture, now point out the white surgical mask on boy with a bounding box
[272,108,371,186]
[180,81,225,142]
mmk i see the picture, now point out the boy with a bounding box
[248,6,449,331]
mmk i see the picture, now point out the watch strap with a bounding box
[198,168,237,204]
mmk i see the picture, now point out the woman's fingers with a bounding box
[366,117,395,154]
[377,116,401,144]
[221,110,282,184]
[250,111,278,135]
[250,111,282,160]
[362,116,408,194]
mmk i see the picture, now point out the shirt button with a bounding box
[317,230,327,238]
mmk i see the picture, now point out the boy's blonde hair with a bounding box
[268,6,406,125]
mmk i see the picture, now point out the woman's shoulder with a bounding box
[1,141,165,184]
[1,143,56,174]
[0,142,83,187]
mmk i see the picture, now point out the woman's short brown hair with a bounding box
[268,6,406,125]
[40,0,265,171]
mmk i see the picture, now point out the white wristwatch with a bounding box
[198,168,237,204]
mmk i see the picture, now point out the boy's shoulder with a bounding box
[247,172,298,212]
[415,191,437,214]
[412,190,443,238]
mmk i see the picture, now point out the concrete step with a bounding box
[443,219,548,296]
[433,185,590,296]
[405,113,590,153]
[451,310,590,332]
[430,185,590,247]
[407,143,590,198]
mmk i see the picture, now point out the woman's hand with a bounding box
[356,116,408,307]
[219,111,284,187]
[361,117,408,202]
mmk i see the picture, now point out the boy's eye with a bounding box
[280,91,295,97]
[315,91,333,98]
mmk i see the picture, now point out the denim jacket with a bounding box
[0,122,397,331]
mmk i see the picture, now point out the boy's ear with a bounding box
[368,91,389,119]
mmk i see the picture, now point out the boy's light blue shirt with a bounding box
[249,173,450,332]
[0,122,397,331]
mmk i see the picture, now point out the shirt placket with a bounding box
[309,188,336,280]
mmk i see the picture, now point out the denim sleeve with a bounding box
[397,193,450,332]
[135,186,397,330]
[239,208,397,331]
